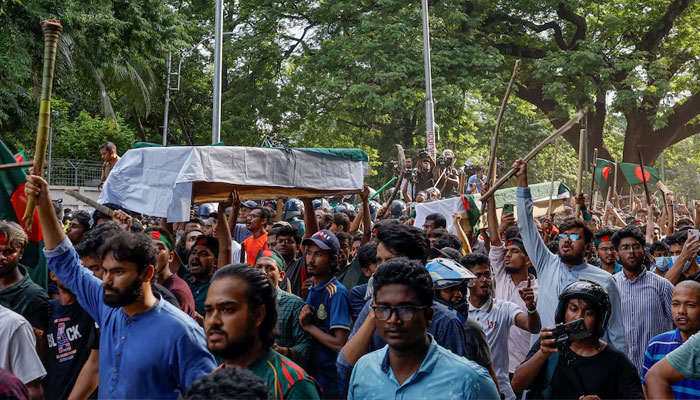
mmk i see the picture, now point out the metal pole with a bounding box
[421,0,436,158]
[162,52,172,146]
[212,0,224,145]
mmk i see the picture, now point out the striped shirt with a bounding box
[642,329,700,398]
[614,268,674,374]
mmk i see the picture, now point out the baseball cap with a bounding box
[242,200,258,209]
[302,229,340,255]
[428,247,462,263]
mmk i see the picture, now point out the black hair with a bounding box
[376,224,430,265]
[144,226,175,250]
[100,142,117,152]
[504,226,521,241]
[611,225,646,250]
[267,227,280,238]
[559,218,593,244]
[179,365,271,399]
[91,203,121,225]
[187,217,205,228]
[665,231,688,247]
[372,258,433,307]
[460,253,490,271]
[332,212,351,232]
[129,218,144,233]
[75,221,124,258]
[432,233,462,252]
[649,240,670,254]
[274,224,302,244]
[98,231,157,275]
[335,231,352,244]
[357,243,378,270]
[252,206,271,224]
[342,209,357,222]
[425,213,447,229]
[71,210,92,232]
[428,227,448,241]
[212,264,278,349]
[593,227,615,248]
[351,232,363,243]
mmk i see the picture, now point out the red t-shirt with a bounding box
[243,232,268,266]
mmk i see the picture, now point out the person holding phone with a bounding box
[511,280,643,399]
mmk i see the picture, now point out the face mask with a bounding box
[654,256,692,273]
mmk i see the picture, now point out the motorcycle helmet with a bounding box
[283,198,304,220]
[554,279,611,338]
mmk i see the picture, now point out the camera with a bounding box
[418,148,430,160]
[437,155,448,167]
[548,318,591,349]
[405,168,419,183]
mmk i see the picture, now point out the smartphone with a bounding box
[689,229,700,240]
[503,203,515,215]
[549,318,591,348]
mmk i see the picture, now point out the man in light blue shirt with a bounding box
[25,173,217,399]
[512,158,628,353]
[347,258,498,399]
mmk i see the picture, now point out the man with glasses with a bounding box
[612,225,674,374]
[347,258,498,399]
[513,158,628,352]
[462,254,540,400]
[243,207,270,266]
[594,227,622,274]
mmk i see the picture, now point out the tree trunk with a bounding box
[131,107,148,142]
[171,99,193,146]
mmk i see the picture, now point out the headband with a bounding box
[256,249,285,270]
[148,230,172,251]
[593,235,611,248]
[506,238,526,253]
[0,232,8,247]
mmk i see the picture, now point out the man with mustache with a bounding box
[26,173,216,399]
[612,225,674,374]
[204,263,320,399]
[513,158,628,352]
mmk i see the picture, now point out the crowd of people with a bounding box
[2,147,700,399]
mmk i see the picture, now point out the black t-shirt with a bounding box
[152,283,180,309]
[45,300,100,400]
[282,256,307,298]
[415,170,435,193]
[523,339,643,400]
[464,318,492,368]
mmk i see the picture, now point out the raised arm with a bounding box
[302,198,319,239]
[216,193,234,265]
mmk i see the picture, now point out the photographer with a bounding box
[511,280,642,399]
[432,149,459,197]
[414,150,435,193]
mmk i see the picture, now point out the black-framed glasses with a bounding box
[371,305,429,321]
[619,244,643,252]
[276,238,295,245]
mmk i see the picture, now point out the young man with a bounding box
[99,142,120,184]
[513,158,627,352]
[347,259,498,399]
[254,249,311,367]
[26,173,216,399]
[463,253,540,400]
[612,225,674,374]
[298,230,351,398]
[0,221,50,333]
[486,194,540,378]
[511,280,642,399]
[329,213,350,233]
[204,264,320,399]
[243,207,270,266]
[663,231,700,285]
[185,236,220,317]
[44,272,99,400]
[0,305,46,400]
[335,231,352,276]
[422,213,447,236]
[65,210,91,245]
[349,243,378,319]
[145,227,196,318]
[593,227,621,274]
[642,280,700,398]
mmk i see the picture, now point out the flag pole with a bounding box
[613,157,619,208]
[636,146,652,207]
[547,138,559,217]
[575,128,586,218]
[588,148,598,209]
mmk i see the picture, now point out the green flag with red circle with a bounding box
[619,162,660,186]
[593,158,616,191]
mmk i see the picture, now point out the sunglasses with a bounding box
[559,233,582,241]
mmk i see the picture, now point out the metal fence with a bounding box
[47,158,103,187]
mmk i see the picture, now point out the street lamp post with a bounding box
[212,0,224,145]
[421,0,436,158]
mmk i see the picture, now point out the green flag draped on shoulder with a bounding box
[619,162,660,186]
[0,140,47,289]
[593,158,615,191]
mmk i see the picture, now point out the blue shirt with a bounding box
[348,334,499,400]
[596,260,623,274]
[306,276,351,398]
[349,284,368,319]
[516,187,628,353]
[642,329,700,398]
[44,237,217,399]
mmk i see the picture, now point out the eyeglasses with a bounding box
[559,233,582,242]
[247,214,261,220]
[276,238,295,245]
[619,244,643,252]
[474,272,492,281]
[371,305,429,321]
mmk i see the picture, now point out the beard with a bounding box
[210,316,256,360]
[560,253,584,265]
[504,266,521,275]
[103,276,143,308]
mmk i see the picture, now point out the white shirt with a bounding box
[469,297,523,400]
[231,239,243,264]
[0,305,47,384]
[490,244,539,373]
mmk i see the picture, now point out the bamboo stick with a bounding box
[574,128,586,217]
[547,138,560,217]
[23,20,63,230]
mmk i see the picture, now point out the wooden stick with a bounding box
[486,60,520,187]
[0,160,34,171]
[605,186,612,206]
[588,148,598,209]
[64,189,114,216]
[637,146,652,207]
[23,19,63,231]
[547,138,560,216]
[458,169,466,195]
[613,157,619,208]
[574,128,586,217]
[481,108,587,202]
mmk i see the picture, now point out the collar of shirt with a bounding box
[119,296,162,322]
[467,297,493,313]
[672,328,683,343]
[379,334,439,381]
[619,267,647,283]
[310,275,334,292]
[0,265,32,295]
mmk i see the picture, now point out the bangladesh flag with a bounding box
[0,140,47,289]
[459,194,481,235]
[619,162,660,186]
[593,158,616,190]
